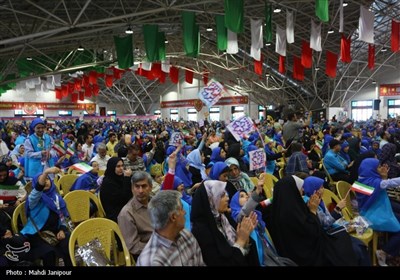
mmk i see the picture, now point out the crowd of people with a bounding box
[1,111,400,266]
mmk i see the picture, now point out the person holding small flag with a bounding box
[356,158,400,266]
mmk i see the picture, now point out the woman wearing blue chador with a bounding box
[20,167,71,266]
[357,158,400,266]
[24,118,55,179]
[230,175,296,266]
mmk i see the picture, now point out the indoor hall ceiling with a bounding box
[0,0,399,114]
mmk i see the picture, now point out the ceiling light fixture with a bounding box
[372,80,376,84]
[381,47,387,52]
[328,29,334,34]
[265,43,271,46]
[77,46,84,51]
[355,78,360,82]
[164,40,169,44]
[206,27,213,32]
[273,8,281,13]
[315,67,320,71]
[26,57,32,61]
[343,2,348,7]
[125,27,133,34]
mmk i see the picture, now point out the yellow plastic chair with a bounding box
[63,190,105,225]
[57,174,79,197]
[336,180,377,265]
[278,167,285,179]
[67,166,81,175]
[263,173,278,198]
[97,170,105,176]
[69,218,132,266]
[322,189,351,221]
[11,201,27,234]
[97,190,106,217]
[321,162,338,190]
[24,181,32,196]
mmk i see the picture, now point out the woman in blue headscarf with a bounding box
[20,167,71,266]
[339,141,351,166]
[209,147,226,166]
[209,162,238,200]
[187,149,207,185]
[357,158,400,265]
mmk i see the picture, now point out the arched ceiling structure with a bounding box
[0,0,399,114]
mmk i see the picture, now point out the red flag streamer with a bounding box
[92,84,100,96]
[254,55,263,76]
[105,74,113,88]
[391,20,400,52]
[89,71,97,85]
[368,44,375,70]
[79,90,85,101]
[278,55,285,74]
[74,78,82,91]
[340,34,352,63]
[185,68,194,84]
[71,92,78,103]
[325,50,338,78]
[301,40,312,68]
[169,66,179,84]
[293,56,304,81]
[85,86,92,97]
[203,69,209,85]
[55,88,62,99]
[61,85,68,97]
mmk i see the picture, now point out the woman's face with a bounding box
[220,149,226,159]
[224,142,229,152]
[177,184,184,192]
[154,174,163,184]
[91,162,100,173]
[218,171,229,182]
[115,160,124,176]
[229,165,240,179]
[0,170,7,183]
[19,145,25,154]
[343,146,349,153]
[217,191,229,213]
[239,192,249,206]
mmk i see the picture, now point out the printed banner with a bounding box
[169,132,184,146]
[198,79,225,107]
[226,116,255,141]
[249,148,266,171]
[379,84,400,96]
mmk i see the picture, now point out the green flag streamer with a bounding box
[224,0,244,33]
[215,15,227,51]
[316,0,329,22]
[182,11,199,58]
[264,1,273,42]
[113,34,133,69]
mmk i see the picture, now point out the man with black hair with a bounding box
[282,111,311,145]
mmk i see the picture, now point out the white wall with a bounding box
[348,64,400,120]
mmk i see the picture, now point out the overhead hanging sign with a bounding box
[160,96,248,108]
[380,84,400,96]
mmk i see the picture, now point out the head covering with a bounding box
[291,175,304,192]
[303,176,326,212]
[26,172,68,217]
[225,157,240,168]
[10,144,23,157]
[29,118,45,135]
[104,157,124,179]
[357,158,382,211]
[209,162,229,180]
[150,164,162,177]
[210,147,224,163]
[230,190,266,230]
[166,146,176,156]
[0,164,18,185]
[202,180,236,245]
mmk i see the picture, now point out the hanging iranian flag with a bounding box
[351,181,374,196]
[53,143,66,156]
[315,140,323,150]
[71,162,93,173]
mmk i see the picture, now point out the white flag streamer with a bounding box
[310,20,322,51]
[275,25,287,56]
[359,5,374,44]
[161,58,170,73]
[198,79,225,108]
[250,19,263,60]
[286,10,294,44]
[227,30,238,54]
[226,116,255,142]
[249,148,266,171]
[141,61,152,71]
